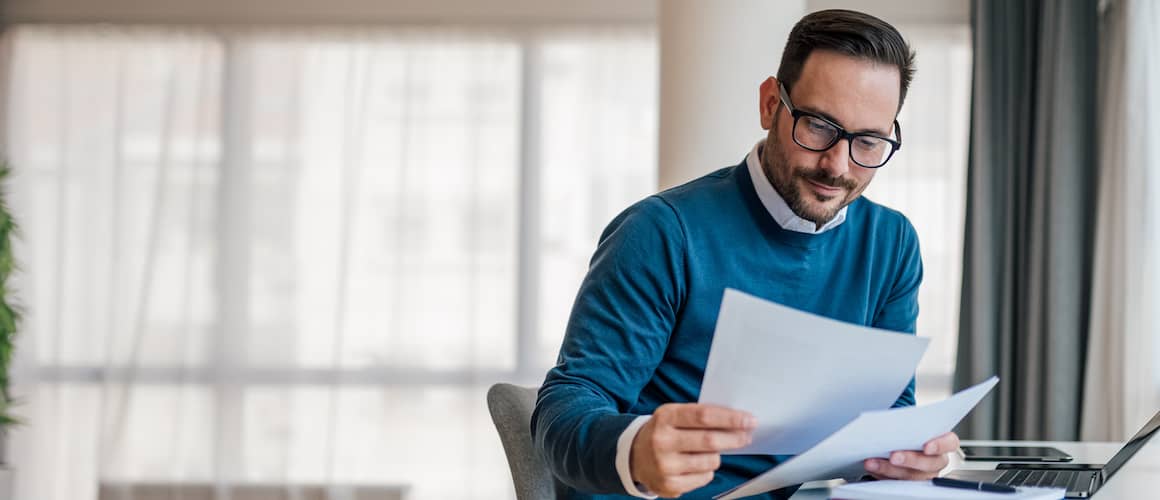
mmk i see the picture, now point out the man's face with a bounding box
[758,50,901,227]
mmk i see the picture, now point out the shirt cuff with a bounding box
[616,415,658,499]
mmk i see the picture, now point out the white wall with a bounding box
[808,0,969,26]
[656,0,805,189]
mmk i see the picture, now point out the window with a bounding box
[5,25,656,500]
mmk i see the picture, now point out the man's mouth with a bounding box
[806,177,845,195]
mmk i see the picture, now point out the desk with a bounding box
[788,439,1158,499]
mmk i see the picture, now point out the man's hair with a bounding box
[777,9,916,109]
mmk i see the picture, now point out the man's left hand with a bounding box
[862,431,960,480]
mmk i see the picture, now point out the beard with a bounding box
[760,134,862,226]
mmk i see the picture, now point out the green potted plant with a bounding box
[0,163,19,500]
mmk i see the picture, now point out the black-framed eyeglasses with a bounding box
[777,82,902,168]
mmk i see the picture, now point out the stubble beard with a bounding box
[760,135,860,226]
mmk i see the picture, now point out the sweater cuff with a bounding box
[616,415,658,499]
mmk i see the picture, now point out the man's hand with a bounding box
[863,431,960,480]
[630,403,756,498]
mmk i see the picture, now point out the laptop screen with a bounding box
[1101,410,1160,480]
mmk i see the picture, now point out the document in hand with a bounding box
[715,377,1000,500]
[699,288,930,454]
[831,479,1064,500]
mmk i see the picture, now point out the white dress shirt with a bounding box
[614,140,848,497]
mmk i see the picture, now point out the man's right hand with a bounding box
[629,403,757,498]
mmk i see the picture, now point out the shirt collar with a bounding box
[745,139,847,234]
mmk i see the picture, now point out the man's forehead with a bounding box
[790,51,901,134]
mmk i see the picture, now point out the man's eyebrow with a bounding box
[798,105,892,137]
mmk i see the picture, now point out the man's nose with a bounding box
[817,138,852,179]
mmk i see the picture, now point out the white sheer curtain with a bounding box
[1082,0,1160,442]
[4,25,656,500]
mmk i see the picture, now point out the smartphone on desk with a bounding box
[959,445,1074,462]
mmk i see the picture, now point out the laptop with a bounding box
[945,410,1160,498]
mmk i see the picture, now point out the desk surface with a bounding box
[788,439,1158,499]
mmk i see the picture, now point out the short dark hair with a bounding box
[777,9,916,110]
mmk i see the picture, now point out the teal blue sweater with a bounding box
[532,160,922,499]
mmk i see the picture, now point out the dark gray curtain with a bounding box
[955,0,1099,441]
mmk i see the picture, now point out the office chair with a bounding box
[486,383,572,499]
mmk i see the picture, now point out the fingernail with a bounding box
[866,460,879,472]
[891,453,904,465]
[925,443,937,454]
[745,416,757,428]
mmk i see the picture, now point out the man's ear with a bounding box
[758,77,780,131]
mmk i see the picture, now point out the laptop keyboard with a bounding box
[996,469,1082,490]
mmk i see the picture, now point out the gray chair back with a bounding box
[486,383,570,499]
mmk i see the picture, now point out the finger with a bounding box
[656,471,715,498]
[923,432,961,455]
[665,404,757,430]
[863,458,936,480]
[656,453,721,476]
[674,429,753,453]
[887,450,949,473]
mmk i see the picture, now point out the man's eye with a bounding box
[806,119,831,132]
[855,137,882,150]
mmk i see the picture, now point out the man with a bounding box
[531,9,959,499]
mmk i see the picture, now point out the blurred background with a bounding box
[0,0,1155,499]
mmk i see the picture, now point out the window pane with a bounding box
[535,30,659,373]
[861,25,972,402]
[11,383,217,500]
[7,28,223,368]
[236,34,522,372]
[240,385,509,498]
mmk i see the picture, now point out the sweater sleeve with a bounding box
[531,196,686,494]
[873,217,923,408]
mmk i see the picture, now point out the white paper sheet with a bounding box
[716,376,1000,500]
[830,479,1064,500]
[699,288,930,454]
